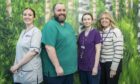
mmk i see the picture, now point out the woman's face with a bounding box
[82,14,93,28]
[100,14,111,28]
[23,9,34,25]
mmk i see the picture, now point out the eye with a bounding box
[28,14,33,16]
[88,18,91,20]
[23,13,27,16]
[57,9,61,12]
[63,9,65,12]
[101,17,109,20]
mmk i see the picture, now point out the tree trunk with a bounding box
[105,0,112,14]
[130,0,133,9]
[115,0,119,19]
[78,0,90,33]
[45,0,51,22]
[92,0,96,22]
[138,0,140,53]
[125,0,129,13]
[67,0,74,13]
[33,0,38,3]
[6,0,12,17]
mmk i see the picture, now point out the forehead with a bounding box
[83,14,92,18]
[101,13,109,18]
[55,4,65,10]
[23,9,33,13]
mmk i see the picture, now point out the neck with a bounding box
[103,26,111,30]
[85,26,92,31]
[26,24,34,30]
[25,24,34,32]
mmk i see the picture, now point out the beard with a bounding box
[54,14,66,23]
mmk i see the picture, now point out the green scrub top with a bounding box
[41,18,77,77]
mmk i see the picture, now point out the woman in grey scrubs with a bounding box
[10,8,43,84]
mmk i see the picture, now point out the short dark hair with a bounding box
[52,3,64,12]
[23,8,36,18]
[81,13,93,21]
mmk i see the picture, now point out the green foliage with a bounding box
[0,0,140,84]
[116,1,140,83]
[0,0,44,83]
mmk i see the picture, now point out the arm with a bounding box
[110,28,123,78]
[92,43,101,75]
[10,51,37,73]
[11,28,41,73]
[45,45,64,76]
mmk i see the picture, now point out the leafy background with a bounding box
[0,0,140,84]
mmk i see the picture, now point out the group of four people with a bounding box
[10,3,123,84]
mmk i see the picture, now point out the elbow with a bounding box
[30,51,38,56]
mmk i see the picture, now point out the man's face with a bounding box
[54,4,66,23]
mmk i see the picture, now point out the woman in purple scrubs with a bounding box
[78,13,102,84]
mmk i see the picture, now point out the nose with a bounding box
[60,9,65,14]
[60,11,64,14]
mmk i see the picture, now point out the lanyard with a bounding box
[80,28,93,58]
[102,28,111,42]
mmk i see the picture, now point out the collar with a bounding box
[103,26,111,33]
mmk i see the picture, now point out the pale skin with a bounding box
[44,4,66,76]
[10,9,37,73]
[100,14,116,78]
[92,43,101,75]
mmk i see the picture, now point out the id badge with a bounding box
[81,45,85,49]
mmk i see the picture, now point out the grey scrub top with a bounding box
[14,27,43,84]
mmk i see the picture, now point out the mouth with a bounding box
[59,14,65,18]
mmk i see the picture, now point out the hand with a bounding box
[55,66,64,76]
[10,64,19,73]
[110,69,116,78]
[92,67,98,75]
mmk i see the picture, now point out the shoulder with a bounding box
[65,22,73,28]
[112,28,123,37]
[113,28,122,34]
[47,19,56,25]
[92,28,99,32]
[92,28,100,34]
[33,27,41,33]
[42,20,58,32]
[113,28,121,32]
[43,19,57,28]
[32,27,41,37]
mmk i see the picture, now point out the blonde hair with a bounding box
[97,11,116,30]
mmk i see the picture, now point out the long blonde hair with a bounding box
[97,11,117,30]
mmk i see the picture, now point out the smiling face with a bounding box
[23,9,35,26]
[100,14,111,29]
[82,14,93,28]
[53,4,66,23]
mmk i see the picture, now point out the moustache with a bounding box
[59,14,66,17]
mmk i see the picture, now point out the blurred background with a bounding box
[0,0,140,84]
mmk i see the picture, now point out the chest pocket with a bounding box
[22,34,32,43]
[21,30,35,48]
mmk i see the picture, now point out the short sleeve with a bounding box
[29,28,42,53]
[41,23,57,47]
[94,30,102,44]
